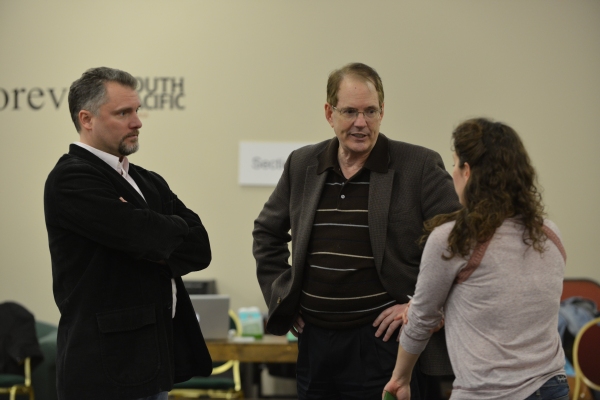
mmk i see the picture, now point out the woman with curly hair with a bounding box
[383,118,568,400]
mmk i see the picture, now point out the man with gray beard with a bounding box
[44,67,213,400]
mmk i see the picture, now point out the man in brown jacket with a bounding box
[252,63,460,399]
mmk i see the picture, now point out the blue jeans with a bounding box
[524,375,569,400]
[135,391,168,400]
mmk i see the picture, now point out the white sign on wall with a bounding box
[239,142,311,186]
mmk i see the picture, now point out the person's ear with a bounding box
[79,110,93,131]
[324,103,334,128]
[463,162,471,180]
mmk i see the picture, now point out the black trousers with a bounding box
[296,322,447,400]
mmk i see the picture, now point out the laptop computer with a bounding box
[189,294,231,340]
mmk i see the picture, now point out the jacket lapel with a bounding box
[118,170,149,209]
[369,169,394,272]
[68,145,149,209]
[294,164,327,269]
[128,167,161,211]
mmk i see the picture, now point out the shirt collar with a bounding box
[317,133,389,174]
[73,142,130,177]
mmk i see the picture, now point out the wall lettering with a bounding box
[1,76,184,112]
[136,77,185,110]
[0,87,67,111]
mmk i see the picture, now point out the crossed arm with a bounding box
[49,162,210,275]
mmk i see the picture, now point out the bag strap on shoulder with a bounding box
[454,224,566,285]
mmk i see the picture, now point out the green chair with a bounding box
[170,311,243,399]
[0,357,34,400]
[32,322,58,400]
[0,302,44,400]
[0,320,58,400]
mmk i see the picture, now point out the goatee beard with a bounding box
[119,133,139,156]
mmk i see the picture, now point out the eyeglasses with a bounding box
[332,106,381,121]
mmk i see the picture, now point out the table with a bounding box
[206,334,298,363]
[206,335,298,398]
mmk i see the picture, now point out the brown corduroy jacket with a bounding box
[253,134,461,376]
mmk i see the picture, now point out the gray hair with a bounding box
[68,67,138,132]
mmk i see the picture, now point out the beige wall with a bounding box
[1,0,599,325]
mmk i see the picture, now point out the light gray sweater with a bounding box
[400,219,566,400]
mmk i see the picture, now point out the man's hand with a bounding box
[392,299,410,325]
[289,314,305,338]
[373,303,408,342]
[394,301,445,333]
[430,313,445,333]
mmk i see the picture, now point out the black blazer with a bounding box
[253,134,461,375]
[44,145,212,400]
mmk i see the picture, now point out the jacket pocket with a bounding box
[96,304,160,386]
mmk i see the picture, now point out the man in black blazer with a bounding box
[44,67,212,400]
[253,63,461,399]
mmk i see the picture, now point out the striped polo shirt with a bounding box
[300,135,396,329]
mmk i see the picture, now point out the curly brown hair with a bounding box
[422,118,546,259]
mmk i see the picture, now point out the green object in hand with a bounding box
[383,391,396,400]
